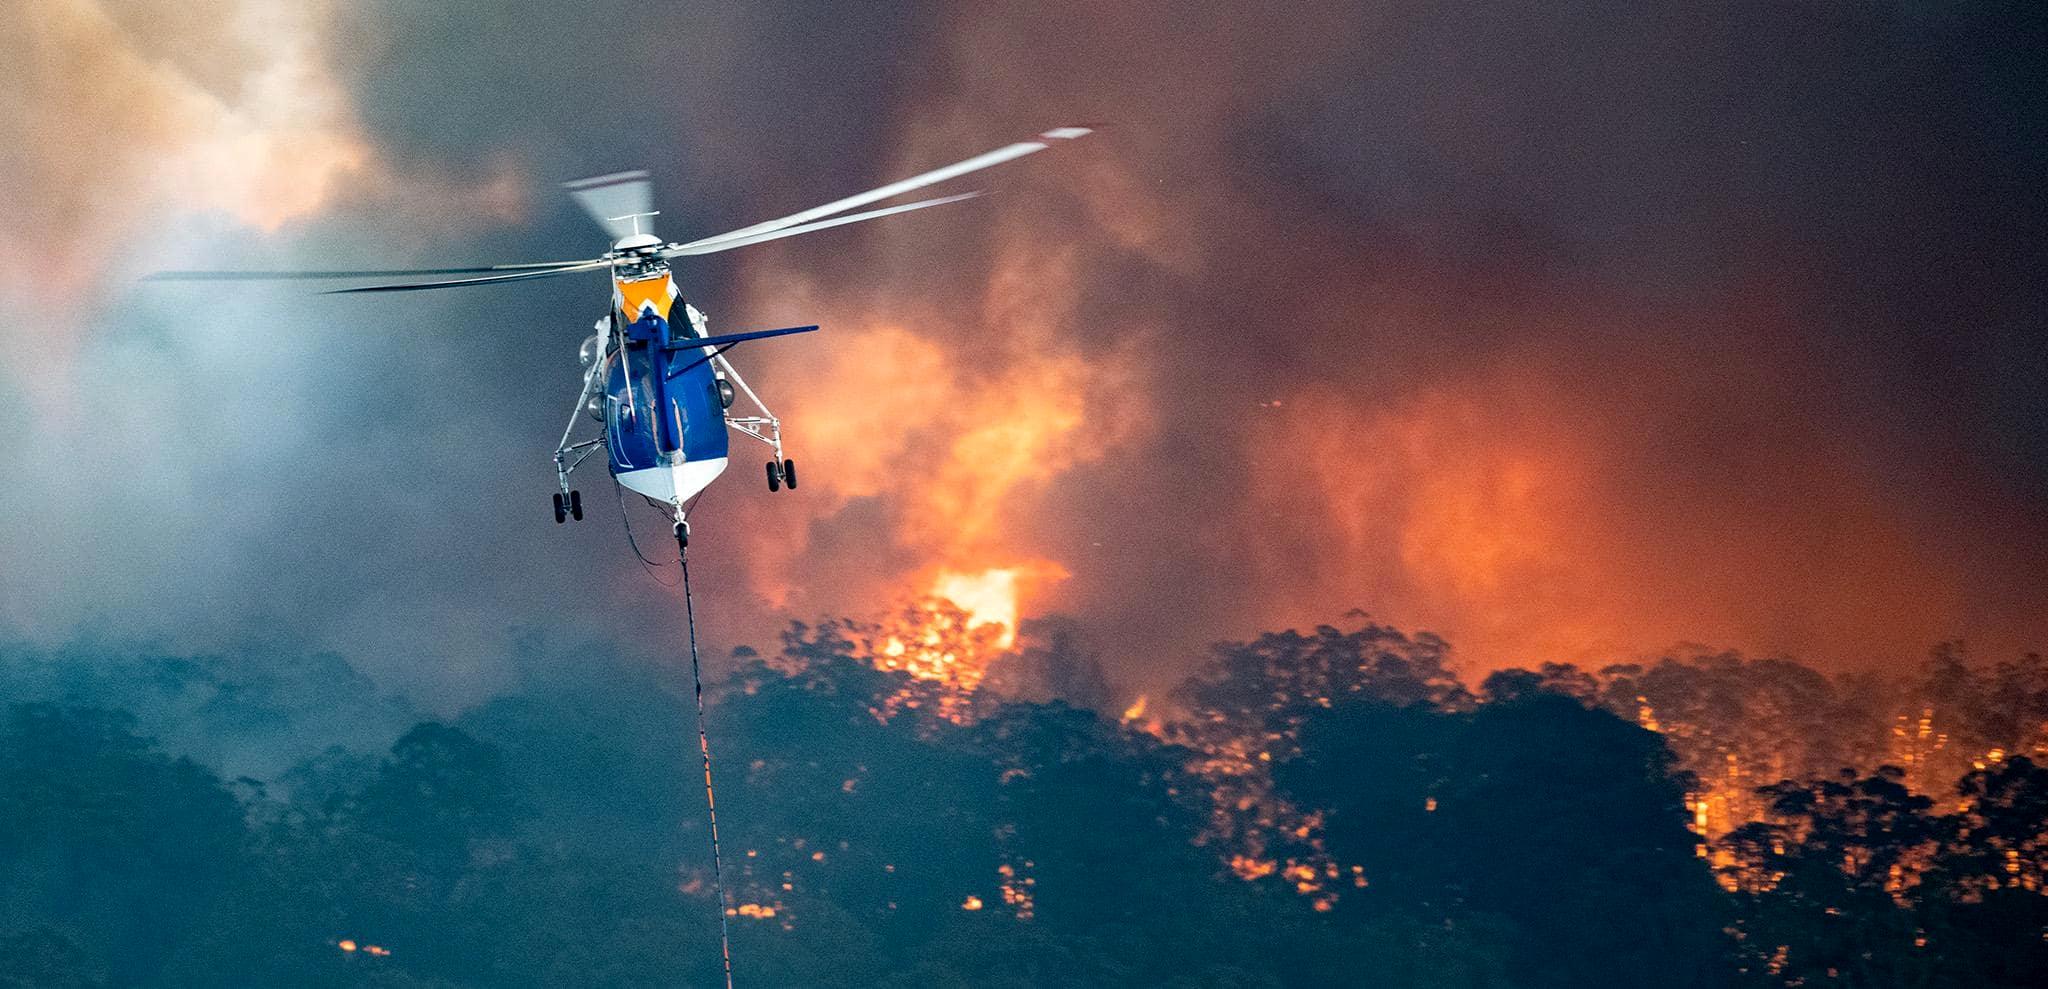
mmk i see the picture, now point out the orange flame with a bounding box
[818,563,1073,722]
[930,568,1025,649]
[717,157,1153,668]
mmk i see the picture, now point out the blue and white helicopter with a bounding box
[153,127,1092,549]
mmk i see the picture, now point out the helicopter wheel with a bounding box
[716,378,735,409]
[781,458,797,490]
[552,492,567,524]
[673,520,689,550]
[569,489,584,521]
[765,460,782,492]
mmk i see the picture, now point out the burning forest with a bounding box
[5,1,2046,986]
[3,606,2043,986]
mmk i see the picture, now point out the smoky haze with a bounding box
[2,1,2043,707]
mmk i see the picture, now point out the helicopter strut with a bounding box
[713,352,797,492]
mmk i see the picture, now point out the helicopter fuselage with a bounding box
[602,265,730,505]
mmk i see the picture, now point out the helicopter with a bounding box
[150,126,1094,550]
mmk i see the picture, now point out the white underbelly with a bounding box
[617,456,728,505]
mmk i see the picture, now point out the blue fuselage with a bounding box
[606,312,730,499]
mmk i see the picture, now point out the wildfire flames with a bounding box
[928,568,1034,651]
[791,562,1070,726]
[685,1,2046,689]
[795,599,2048,920]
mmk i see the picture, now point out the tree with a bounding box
[1281,681,1732,988]
[1719,767,1945,988]
[1928,757,2048,987]
[0,704,248,985]
[0,927,106,988]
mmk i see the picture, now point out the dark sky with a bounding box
[1,0,2042,710]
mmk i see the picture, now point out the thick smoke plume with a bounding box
[711,0,2047,685]
[1,1,2041,705]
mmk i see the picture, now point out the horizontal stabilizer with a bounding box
[664,325,819,379]
[671,325,820,350]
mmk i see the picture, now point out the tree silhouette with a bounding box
[2,632,2044,986]
[0,704,247,984]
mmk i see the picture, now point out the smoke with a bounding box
[708,0,2048,684]
[0,1,2041,707]
[0,1,541,708]
[0,1,359,308]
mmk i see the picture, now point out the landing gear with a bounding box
[673,518,690,551]
[716,377,735,409]
[719,351,802,496]
[552,490,585,523]
[552,316,611,527]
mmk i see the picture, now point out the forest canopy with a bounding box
[0,623,2043,987]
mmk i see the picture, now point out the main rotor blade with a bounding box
[321,260,613,294]
[668,125,1092,253]
[145,260,603,282]
[662,192,981,258]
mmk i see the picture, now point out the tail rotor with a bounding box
[563,170,658,242]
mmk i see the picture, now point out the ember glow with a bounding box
[713,282,1142,661]
[1121,695,1148,723]
[929,568,1027,651]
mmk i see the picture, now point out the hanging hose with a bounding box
[612,478,681,586]
[680,539,736,989]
